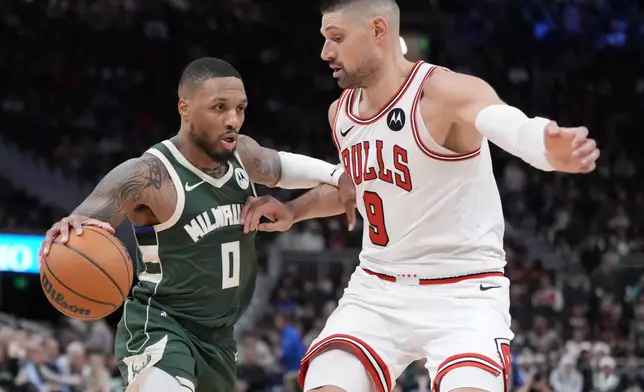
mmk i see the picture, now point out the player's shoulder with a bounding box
[129,152,172,183]
[328,89,354,123]
[421,67,495,105]
[328,91,346,124]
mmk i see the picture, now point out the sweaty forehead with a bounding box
[194,77,247,103]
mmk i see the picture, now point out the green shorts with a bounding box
[114,299,237,392]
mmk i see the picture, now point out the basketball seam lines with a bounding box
[84,227,133,295]
[42,250,117,307]
[57,242,125,303]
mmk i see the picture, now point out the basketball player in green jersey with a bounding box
[39,57,356,392]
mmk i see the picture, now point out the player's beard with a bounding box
[189,127,235,164]
[337,57,382,89]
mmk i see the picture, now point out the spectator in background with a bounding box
[55,342,84,392]
[14,339,61,392]
[0,340,19,392]
[274,314,304,392]
[549,355,583,392]
[593,356,620,392]
[532,275,564,314]
[527,316,559,352]
[236,340,269,392]
[81,351,109,392]
[576,349,594,392]
[619,356,644,391]
[82,322,112,355]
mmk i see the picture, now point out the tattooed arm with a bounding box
[235,135,282,187]
[40,154,171,256]
[236,135,342,189]
[72,154,166,226]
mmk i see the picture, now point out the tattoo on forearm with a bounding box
[73,155,167,226]
[251,155,281,184]
[237,135,282,186]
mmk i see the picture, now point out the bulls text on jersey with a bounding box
[341,140,412,192]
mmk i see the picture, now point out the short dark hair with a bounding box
[321,0,398,13]
[178,57,241,90]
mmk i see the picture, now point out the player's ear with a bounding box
[372,16,387,42]
[178,98,190,118]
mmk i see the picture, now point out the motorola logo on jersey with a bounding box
[234,168,249,190]
[387,108,406,131]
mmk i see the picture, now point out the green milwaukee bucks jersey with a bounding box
[130,140,257,330]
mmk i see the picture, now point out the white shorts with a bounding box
[299,267,514,392]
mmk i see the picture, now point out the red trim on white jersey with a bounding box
[331,89,351,154]
[361,267,504,285]
[345,61,424,125]
[410,66,482,161]
[433,353,503,392]
[298,333,392,392]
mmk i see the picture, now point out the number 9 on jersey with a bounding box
[363,191,390,247]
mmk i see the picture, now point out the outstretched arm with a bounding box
[286,182,349,224]
[240,174,356,233]
[235,134,343,189]
[425,70,599,173]
[240,99,357,233]
[284,98,354,224]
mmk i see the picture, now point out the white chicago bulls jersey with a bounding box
[332,61,506,279]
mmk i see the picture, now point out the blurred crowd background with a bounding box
[1,0,644,391]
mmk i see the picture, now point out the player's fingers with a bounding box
[41,223,60,256]
[545,121,560,136]
[247,206,270,232]
[580,149,600,172]
[581,160,596,173]
[344,200,356,231]
[571,127,589,147]
[59,218,71,243]
[85,219,115,233]
[71,217,84,236]
[573,139,596,157]
[258,221,287,232]
[240,196,258,225]
[241,198,266,233]
[243,199,271,233]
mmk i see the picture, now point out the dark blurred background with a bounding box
[0,0,643,391]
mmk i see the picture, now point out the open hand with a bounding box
[39,215,114,259]
[544,122,600,173]
[240,196,295,233]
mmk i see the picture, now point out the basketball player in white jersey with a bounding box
[240,0,600,391]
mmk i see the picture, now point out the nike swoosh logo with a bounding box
[185,181,205,191]
[480,284,501,291]
[340,126,354,137]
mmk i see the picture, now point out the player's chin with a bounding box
[336,76,352,89]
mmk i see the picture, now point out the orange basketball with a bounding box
[40,226,133,320]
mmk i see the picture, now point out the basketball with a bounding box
[40,226,133,320]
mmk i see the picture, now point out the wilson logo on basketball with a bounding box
[41,273,91,317]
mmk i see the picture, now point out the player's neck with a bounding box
[172,133,225,170]
[361,58,416,110]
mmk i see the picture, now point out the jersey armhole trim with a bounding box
[145,149,186,232]
[331,89,351,154]
[233,150,257,197]
[410,67,482,162]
